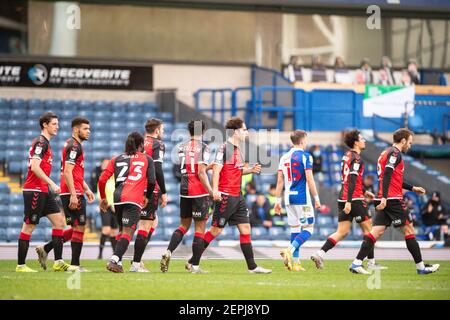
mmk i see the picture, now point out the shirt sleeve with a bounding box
[31,139,49,160]
[213,144,225,166]
[305,153,313,170]
[349,155,361,176]
[385,149,402,169]
[153,140,165,163]
[65,140,82,164]
[199,143,211,165]
[98,157,115,200]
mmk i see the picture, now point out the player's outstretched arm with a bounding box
[306,169,321,209]
[30,158,59,194]
[243,163,261,175]
[198,163,213,197]
[211,163,222,201]
[98,158,115,211]
[83,181,95,203]
[274,171,284,215]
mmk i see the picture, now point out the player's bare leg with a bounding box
[400,223,440,274]
[237,223,271,274]
[161,218,192,272]
[16,223,37,272]
[312,221,351,269]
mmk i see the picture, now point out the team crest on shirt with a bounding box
[35,146,42,155]
[69,150,77,160]
[353,163,360,171]
[389,156,397,164]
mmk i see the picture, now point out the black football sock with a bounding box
[190,232,205,266]
[167,226,186,253]
[18,232,31,265]
[71,230,84,266]
[147,227,155,242]
[405,235,423,264]
[133,230,149,263]
[99,233,107,258]
[321,237,337,253]
[52,229,64,261]
[367,246,375,260]
[44,228,73,253]
[356,234,376,261]
[110,236,117,251]
[189,230,215,264]
[240,234,257,270]
[114,234,131,260]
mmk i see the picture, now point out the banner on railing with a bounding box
[0,61,153,90]
[363,85,415,118]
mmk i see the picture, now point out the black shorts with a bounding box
[180,196,211,221]
[140,192,159,221]
[101,207,118,229]
[211,194,249,228]
[372,199,412,228]
[61,195,87,227]
[338,200,371,223]
[23,191,60,225]
[114,204,140,229]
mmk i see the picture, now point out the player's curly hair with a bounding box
[125,132,144,155]
[344,129,361,149]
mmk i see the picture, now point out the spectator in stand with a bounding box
[250,193,273,229]
[244,182,258,206]
[422,191,448,241]
[355,58,374,84]
[333,56,351,84]
[379,56,395,85]
[407,59,420,85]
[311,55,327,82]
[309,145,322,174]
[90,158,109,193]
[286,55,304,82]
[401,70,413,86]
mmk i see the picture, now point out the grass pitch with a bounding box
[0,259,449,300]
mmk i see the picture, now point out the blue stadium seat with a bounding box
[6,139,23,151]
[8,119,27,129]
[93,121,109,131]
[126,121,141,130]
[126,112,140,121]
[0,205,9,215]
[93,140,110,151]
[32,228,46,241]
[126,102,143,113]
[269,227,287,240]
[7,216,23,228]
[161,216,178,228]
[251,227,270,240]
[10,109,23,118]
[0,228,6,241]
[92,131,109,140]
[61,100,77,111]
[94,110,110,120]
[6,228,21,242]
[142,111,157,120]
[0,194,9,205]
[78,110,95,119]
[44,99,60,111]
[0,217,8,228]
[110,111,126,120]
[0,129,8,140]
[318,227,334,239]
[142,102,157,111]
[151,228,166,241]
[9,204,23,215]
[10,98,26,110]
[160,112,174,122]
[78,100,93,111]
[111,101,125,112]
[160,204,179,216]
[28,98,43,110]
[0,98,9,109]
[0,183,11,194]
[317,215,334,227]
[60,110,77,120]
[27,108,45,120]
[94,100,109,111]
[9,193,21,205]
[8,161,24,174]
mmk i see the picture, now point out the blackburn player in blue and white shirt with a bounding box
[274,130,321,271]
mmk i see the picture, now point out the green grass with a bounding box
[0,259,449,300]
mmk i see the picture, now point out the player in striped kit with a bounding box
[274,130,321,271]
